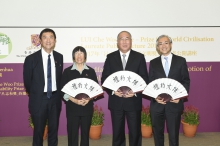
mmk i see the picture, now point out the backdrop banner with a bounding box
[0,27,220,136]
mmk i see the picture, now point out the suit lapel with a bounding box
[113,50,124,70]
[125,50,135,70]
[53,51,58,80]
[37,50,45,84]
[156,56,167,77]
[168,54,177,77]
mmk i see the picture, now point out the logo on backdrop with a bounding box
[26,34,41,50]
[0,32,12,59]
[16,34,41,58]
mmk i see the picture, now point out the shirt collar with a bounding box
[119,49,131,57]
[71,63,89,70]
[161,52,172,59]
[41,48,53,58]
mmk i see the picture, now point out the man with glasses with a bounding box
[101,31,149,146]
[149,35,190,146]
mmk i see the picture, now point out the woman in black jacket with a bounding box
[61,46,98,146]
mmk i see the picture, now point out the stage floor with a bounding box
[0,132,219,146]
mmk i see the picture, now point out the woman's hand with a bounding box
[81,98,89,106]
[69,96,90,106]
[155,96,166,105]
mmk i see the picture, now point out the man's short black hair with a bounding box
[39,28,56,40]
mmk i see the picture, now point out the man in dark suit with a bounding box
[23,28,63,146]
[149,35,190,146]
[101,31,149,146]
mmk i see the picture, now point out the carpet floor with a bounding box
[0,132,219,146]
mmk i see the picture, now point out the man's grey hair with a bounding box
[117,31,132,40]
[156,35,172,46]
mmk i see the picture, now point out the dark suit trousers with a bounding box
[32,94,60,146]
[67,115,92,146]
[151,106,182,146]
[110,109,142,146]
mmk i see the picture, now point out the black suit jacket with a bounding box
[101,50,149,111]
[149,53,190,112]
[23,49,63,114]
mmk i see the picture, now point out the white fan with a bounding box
[102,71,147,94]
[62,78,103,100]
[142,78,188,102]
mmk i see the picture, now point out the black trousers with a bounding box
[67,114,92,146]
[110,109,142,146]
[31,94,60,146]
[151,107,182,146]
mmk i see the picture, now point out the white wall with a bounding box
[1,0,220,27]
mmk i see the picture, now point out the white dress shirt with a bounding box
[42,49,57,92]
[119,50,130,66]
[161,53,173,72]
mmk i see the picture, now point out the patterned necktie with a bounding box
[47,54,52,98]
[122,54,126,70]
[164,57,169,77]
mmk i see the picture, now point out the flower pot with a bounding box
[31,125,48,140]
[181,120,198,137]
[89,124,103,140]
[141,124,152,138]
[43,125,48,140]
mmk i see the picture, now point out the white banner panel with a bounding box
[0,27,219,63]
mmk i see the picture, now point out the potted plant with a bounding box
[28,115,48,140]
[181,105,199,137]
[141,105,152,138]
[89,104,104,140]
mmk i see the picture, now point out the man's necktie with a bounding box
[122,54,126,70]
[47,54,52,98]
[164,57,169,77]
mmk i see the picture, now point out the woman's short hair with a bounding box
[72,46,87,61]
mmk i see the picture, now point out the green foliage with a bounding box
[141,105,152,127]
[28,115,34,129]
[91,105,104,126]
[182,105,199,125]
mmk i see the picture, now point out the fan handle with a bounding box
[158,93,172,102]
[75,93,90,100]
[118,86,132,95]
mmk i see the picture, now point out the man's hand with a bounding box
[123,90,135,98]
[114,90,123,97]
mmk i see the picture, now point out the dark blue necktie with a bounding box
[47,54,52,98]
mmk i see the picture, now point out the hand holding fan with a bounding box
[102,71,147,95]
[62,78,103,100]
[142,78,188,102]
